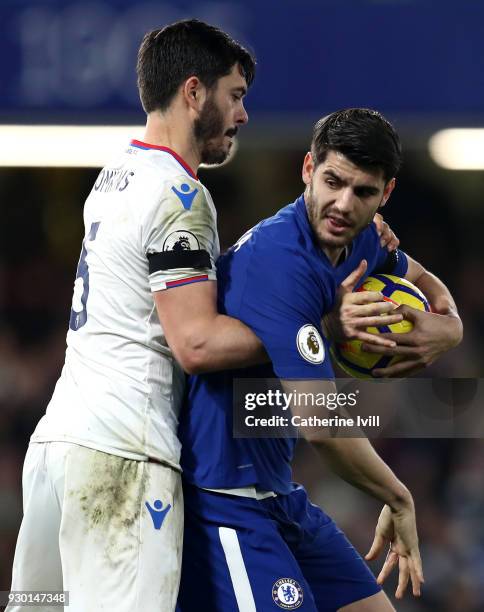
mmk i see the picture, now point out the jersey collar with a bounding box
[129,139,198,180]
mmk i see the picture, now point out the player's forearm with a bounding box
[175,313,268,374]
[414,270,458,317]
[414,271,462,347]
[313,437,413,512]
[406,258,462,347]
[280,379,406,506]
[155,281,268,374]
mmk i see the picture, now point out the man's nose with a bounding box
[236,103,248,125]
[334,187,354,213]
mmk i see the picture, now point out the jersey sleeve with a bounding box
[141,176,219,291]
[374,247,409,277]
[370,220,408,277]
[236,243,335,380]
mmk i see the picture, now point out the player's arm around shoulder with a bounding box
[144,177,266,374]
[155,223,311,376]
[154,281,266,374]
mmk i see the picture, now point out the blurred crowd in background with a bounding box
[2,0,484,609]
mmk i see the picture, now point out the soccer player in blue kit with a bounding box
[177,109,463,611]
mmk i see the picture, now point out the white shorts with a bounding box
[7,442,183,612]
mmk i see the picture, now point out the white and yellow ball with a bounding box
[331,274,430,378]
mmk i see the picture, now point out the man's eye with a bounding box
[356,189,376,198]
[326,179,337,188]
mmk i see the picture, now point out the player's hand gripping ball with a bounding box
[331,274,430,378]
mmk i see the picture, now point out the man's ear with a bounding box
[380,177,396,208]
[302,152,314,186]
[183,76,207,111]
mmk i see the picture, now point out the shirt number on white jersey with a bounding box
[69,222,101,331]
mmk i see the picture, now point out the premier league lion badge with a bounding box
[296,324,325,364]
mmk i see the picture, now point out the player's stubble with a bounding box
[194,95,237,165]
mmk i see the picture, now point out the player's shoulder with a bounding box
[356,220,379,247]
[126,140,196,177]
[122,141,208,207]
[139,178,210,238]
[241,199,309,254]
[255,200,303,241]
[349,221,381,262]
[350,221,408,277]
[223,197,333,304]
[245,198,322,274]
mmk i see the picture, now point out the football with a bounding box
[331,274,430,378]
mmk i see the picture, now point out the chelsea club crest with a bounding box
[272,578,304,609]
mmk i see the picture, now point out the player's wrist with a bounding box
[445,315,463,347]
[430,308,463,347]
[387,487,414,514]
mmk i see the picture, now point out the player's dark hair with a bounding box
[137,19,256,113]
[311,108,402,182]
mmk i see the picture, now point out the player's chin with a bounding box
[200,146,229,166]
[318,228,352,248]
[201,141,237,167]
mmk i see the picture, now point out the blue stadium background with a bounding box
[1,1,484,610]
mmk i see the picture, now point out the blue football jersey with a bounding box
[179,195,408,494]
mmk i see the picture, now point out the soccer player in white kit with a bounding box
[7,20,260,612]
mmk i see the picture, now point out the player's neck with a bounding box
[143,112,201,173]
[322,245,347,267]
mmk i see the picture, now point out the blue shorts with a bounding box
[177,482,380,611]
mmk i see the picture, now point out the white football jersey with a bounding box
[31,140,220,469]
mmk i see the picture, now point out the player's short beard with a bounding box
[305,182,339,248]
[194,96,228,165]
